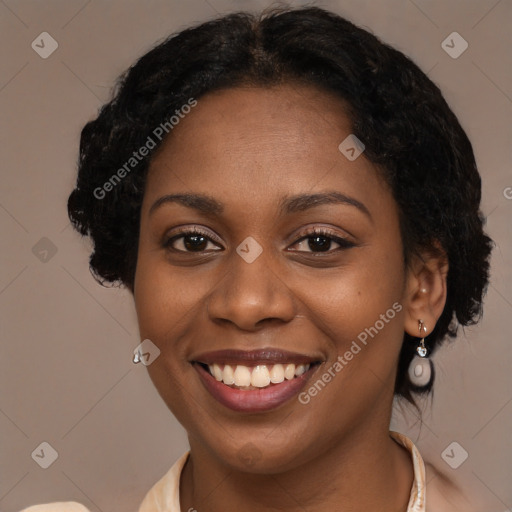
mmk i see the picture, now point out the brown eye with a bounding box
[290,228,355,254]
[306,235,334,252]
[164,229,222,253]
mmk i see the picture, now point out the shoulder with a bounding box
[425,462,472,512]
[19,502,91,512]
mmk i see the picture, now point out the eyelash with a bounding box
[293,227,355,252]
[163,226,355,254]
[164,227,219,252]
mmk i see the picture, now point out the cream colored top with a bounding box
[20,431,425,512]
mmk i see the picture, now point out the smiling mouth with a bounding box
[191,348,324,412]
[197,362,321,390]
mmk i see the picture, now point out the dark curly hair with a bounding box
[68,6,493,404]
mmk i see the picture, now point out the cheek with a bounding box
[133,249,221,351]
[298,250,404,346]
[295,250,406,407]
[292,257,405,423]
[133,254,204,419]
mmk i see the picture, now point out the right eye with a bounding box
[163,228,223,253]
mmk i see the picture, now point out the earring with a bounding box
[416,319,427,357]
[408,319,432,387]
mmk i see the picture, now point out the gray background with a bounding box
[0,0,510,511]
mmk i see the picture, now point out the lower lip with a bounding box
[194,363,318,413]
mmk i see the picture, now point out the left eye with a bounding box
[291,233,353,253]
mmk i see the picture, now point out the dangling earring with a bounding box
[416,319,427,357]
[408,319,432,387]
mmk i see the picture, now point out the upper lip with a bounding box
[192,348,322,366]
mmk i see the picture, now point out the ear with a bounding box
[403,243,449,338]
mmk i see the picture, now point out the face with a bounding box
[134,84,410,473]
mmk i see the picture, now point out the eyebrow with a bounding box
[149,191,372,220]
[281,191,371,220]
[149,193,223,216]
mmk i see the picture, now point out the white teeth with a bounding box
[284,364,296,380]
[223,364,235,385]
[251,365,271,388]
[211,364,223,381]
[295,364,307,376]
[207,362,312,389]
[234,365,252,387]
[269,364,285,383]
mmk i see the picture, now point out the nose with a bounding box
[206,249,296,331]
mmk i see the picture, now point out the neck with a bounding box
[180,420,414,512]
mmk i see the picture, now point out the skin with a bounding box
[133,83,448,512]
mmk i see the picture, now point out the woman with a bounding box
[22,6,492,512]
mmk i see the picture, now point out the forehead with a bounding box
[144,84,392,219]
